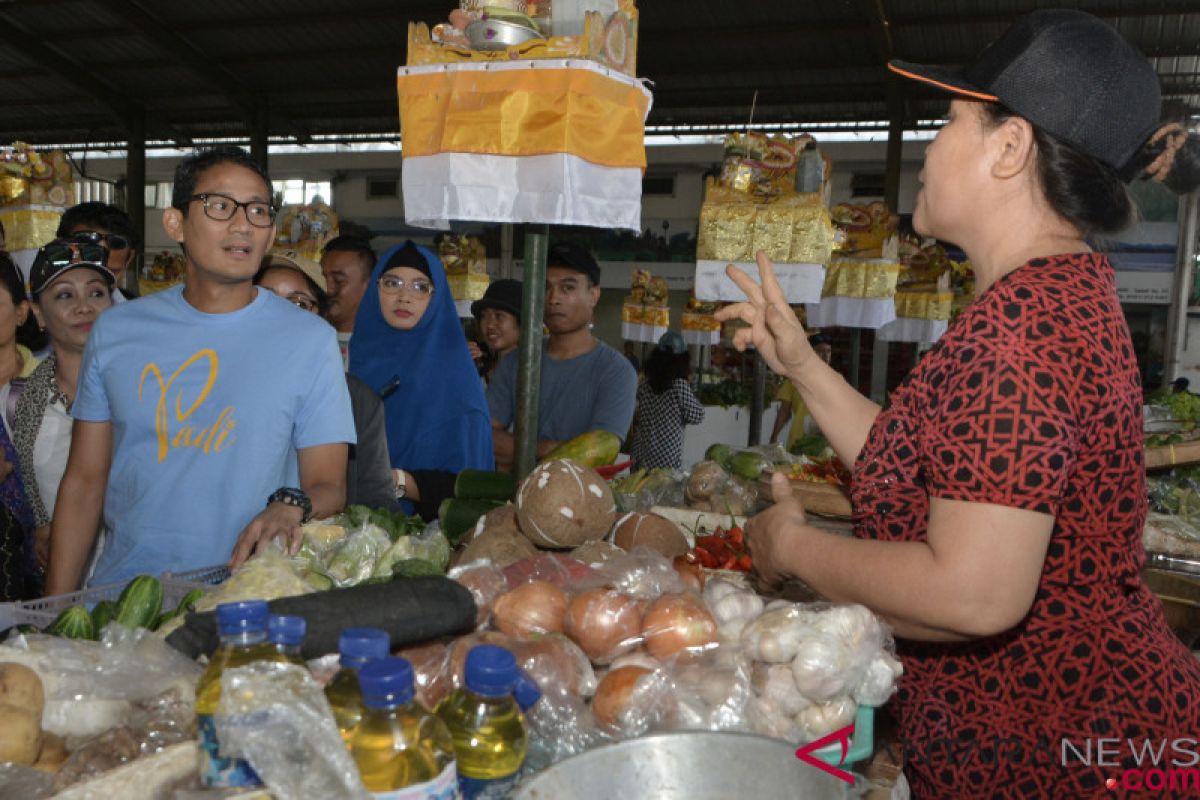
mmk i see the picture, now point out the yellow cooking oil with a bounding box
[324,627,391,742]
[351,656,458,796]
[436,644,528,798]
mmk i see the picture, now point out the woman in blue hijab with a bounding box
[348,241,494,519]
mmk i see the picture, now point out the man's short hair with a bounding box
[171,146,273,215]
[322,235,376,276]
[56,202,140,249]
[546,241,601,286]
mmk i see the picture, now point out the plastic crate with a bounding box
[813,703,875,767]
[161,563,231,587]
[11,572,220,629]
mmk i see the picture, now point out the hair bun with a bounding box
[1140,122,1200,194]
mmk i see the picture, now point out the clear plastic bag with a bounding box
[323,524,391,587]
[523,691,605,773]
[0,626,202,738]
[599,545,687,600]
[373,520,452,577]
[665,645,753,732]
[215,661,368,800]
[448,558,509,628]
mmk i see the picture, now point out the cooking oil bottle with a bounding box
[196,600,285,787]
[325,627,391,742]
[437,645,528,800]
[268,614,307,667]
[351,656,458,798]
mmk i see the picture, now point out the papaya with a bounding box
[114,574,164,631]
[729,450,770,481]
[544,430,620,468]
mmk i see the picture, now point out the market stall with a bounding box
[0,143,74,280]
[0,448,898,797]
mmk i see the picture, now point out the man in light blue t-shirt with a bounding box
[45,147,355,591]
[487,242,636,471]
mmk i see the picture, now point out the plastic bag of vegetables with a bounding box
[323,524,391,586]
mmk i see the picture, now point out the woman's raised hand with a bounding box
[714,250,815,379]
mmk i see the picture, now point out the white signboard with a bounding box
[1115,270,1173,305]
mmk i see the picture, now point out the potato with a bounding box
[0,662,44,716]
[33,732,65,773]
[0,701,42,764]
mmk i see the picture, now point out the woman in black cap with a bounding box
[719,10,1199,797]
[627,330,703,469]
[468,278,522,385]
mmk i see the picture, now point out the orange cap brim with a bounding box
[887,63,999,102]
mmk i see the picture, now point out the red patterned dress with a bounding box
[852,253,1200,797]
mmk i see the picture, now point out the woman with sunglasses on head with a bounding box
[349,242,494,520]
[10,237,115,594]
[253,251,400,512]
[0,251,46,599]
[718,10,1200,797]
[56,202,140,302]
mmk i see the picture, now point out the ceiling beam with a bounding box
[0,9,133,121]
[101,0,312,141]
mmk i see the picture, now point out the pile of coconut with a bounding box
[455,459,690,568]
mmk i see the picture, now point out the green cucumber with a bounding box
[114,575,164,630]
[175,588,206,616]
[91,600,118,633]
[47,606,95,639]
[454,470,517,502]
[438,498,503,546]
[153,609,180,630]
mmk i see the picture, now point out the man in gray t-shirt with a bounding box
[488,242,636,470]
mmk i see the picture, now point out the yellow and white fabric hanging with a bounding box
[397,58,652,231]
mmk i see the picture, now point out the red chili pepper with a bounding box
[692,546,719,569]
[727,527,744,546]
[736,554,753,571]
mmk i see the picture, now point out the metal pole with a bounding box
[125,107,146,295]
[514,225,548,479]
[1165,191,1200,384]
[748,352,766,446]
[848,329,862,389]
[869,334,889,404]
[884,88,904,214]
[500,223,514,279]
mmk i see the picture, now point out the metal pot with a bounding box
[513,731,854,799]
[466,18,544,51]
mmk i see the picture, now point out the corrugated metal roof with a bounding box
[0,0,1192,145]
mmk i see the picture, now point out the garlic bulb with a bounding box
[790,633,850,702]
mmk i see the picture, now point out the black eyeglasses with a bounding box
[189,193,276,228]
[73,230,130,251]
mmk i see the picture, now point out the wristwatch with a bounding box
[393,469,408,500]
[267,487,313,523]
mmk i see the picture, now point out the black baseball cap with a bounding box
[471,278,522,320]
[889,10,1161,176]
[30,236,116,296]
[546,241,601,286]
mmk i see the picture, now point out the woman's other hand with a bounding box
[745,472,808,587]
[714,250,817,380]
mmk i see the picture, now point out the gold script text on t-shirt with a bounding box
[138,349,237,462]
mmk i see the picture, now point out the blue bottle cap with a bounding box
[513,668,542,712]
[268,615,306,647]
[338,628,390,664]
[215,600,269,635]
[463,645,519,699]
[359,657,416,709]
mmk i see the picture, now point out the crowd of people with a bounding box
[0,144,713,602]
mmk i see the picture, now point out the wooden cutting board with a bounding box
[758,469,853,518]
